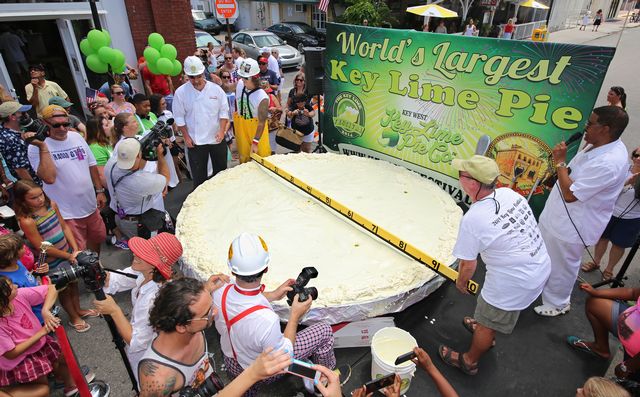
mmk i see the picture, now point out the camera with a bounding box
[19,113,49,144]
[179,366,224,397]
[286,267,318,305]
[139,119,174,161]
[49,251,107,292]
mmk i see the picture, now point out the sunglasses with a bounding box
[50,122,71,128]
[188,74,204,79]
[225,57,233,60]
[112,91,124,95]
[222,75,230,79]
[633,152,640,159]
[188,303,216,323]
[258,62,267,65]
[295,78,304,82]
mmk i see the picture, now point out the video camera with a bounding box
[19,113,49,144]
[139,119,174,161]
[286,267,319,305]
[49,251,107,292]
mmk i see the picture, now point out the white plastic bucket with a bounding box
[370,327,417,394]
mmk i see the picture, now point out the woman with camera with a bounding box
[92,233,184,381]
[287,93,315,153]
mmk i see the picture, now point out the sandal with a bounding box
[438,345,478,375]
[602,270,614,281]
[534,303,570,317]
[566,336,609,359]
[80,309,100,318]
[462,317,496,348]
[67,321,91,333]
[581,261,600,272]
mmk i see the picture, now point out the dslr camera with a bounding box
[49,251,107,292]
[19,113,49,144]
[286,267,319,306]
[179,364,224,397]
[139,119,174,161]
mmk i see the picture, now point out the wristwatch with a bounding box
[95,188,105,194]
[555,162,568,169]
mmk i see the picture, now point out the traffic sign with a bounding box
[214,0,238,20]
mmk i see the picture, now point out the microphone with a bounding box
[564,131,583,146]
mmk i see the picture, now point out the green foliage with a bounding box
[340,0,395,27]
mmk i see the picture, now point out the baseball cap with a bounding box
[41,105,68,119]
[29,63,45,72]
[259,47,271,53]
[258,56,268,64]
[0,101,32,118]
[451,155,500,184]
[129,233,183,280]
[115,138,141,169]
[48,96,73,108]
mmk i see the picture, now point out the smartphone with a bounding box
[395,351,417,365]
[287,359,321,383]
[364,373,396,394]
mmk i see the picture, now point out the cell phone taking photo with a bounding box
[287,359,321,383]
[394,351,417,365]
[364,373,396,394]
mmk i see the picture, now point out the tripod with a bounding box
[592,235,640,289]
[313,93,326,153]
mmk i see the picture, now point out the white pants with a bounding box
[540,223,585,308]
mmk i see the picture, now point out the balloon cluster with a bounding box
[143,33,181,77]
[80,29,126,74]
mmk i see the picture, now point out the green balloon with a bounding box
[79,39,95,56]
[97,47,115,64]
[156,58,173,75]
[160,44,177,60]
[148,33,165,50]
[111,49,126,70]
[170,59,182,77]
[102,29,111,46]
[147,61,160,75]
[143,47,160,65]
[86,54,108,74]
[88,29,108,51]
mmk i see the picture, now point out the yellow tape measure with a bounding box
[250,153,479,295]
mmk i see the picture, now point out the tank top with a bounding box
[139,332,216,395]
[30,206,71,269]
[464,25,475,36]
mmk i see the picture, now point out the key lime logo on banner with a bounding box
[321,23,615,215]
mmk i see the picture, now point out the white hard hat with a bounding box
[237,58,260,78]
[227,233,271,276]
[183,56,205,76]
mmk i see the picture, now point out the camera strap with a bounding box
[220,284,268,361]
[109,163,137,217]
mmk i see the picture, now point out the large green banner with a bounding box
[322,23,615,213]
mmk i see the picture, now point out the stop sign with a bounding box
[214,0,238,20]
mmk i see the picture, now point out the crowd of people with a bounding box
[0,32,638,397]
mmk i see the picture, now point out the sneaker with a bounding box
[114,240,130,250]
[53,365,95,389]
[106,235,117,246]
[534,303,570,317]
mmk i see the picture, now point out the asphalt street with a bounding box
[52,22,640,397]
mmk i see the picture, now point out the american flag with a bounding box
[318,0,329,13]
[85,87,98,105]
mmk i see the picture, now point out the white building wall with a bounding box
[547,0,591,31]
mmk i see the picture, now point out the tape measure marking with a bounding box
[250,153,479,295]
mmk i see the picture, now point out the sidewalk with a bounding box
[549,11,640,45]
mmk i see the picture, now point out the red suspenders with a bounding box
[221,284,268,360]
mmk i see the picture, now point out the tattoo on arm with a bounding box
[257,99,269,122]
[139,361,179,397]
[139,360,158,377]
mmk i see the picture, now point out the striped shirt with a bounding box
[30,207,71,269]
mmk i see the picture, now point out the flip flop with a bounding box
[438,345,478,376]
[566,336,609,359]
[581,261,600,272]
[462,317,496,348]
[602,270,614,281]
[80,309,100,318]
[68,321,91,333]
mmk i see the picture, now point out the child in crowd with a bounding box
[0,226,34,271]
[13,180,97,333]
[0,277,82,397]
[0,233,47,323]
[577,377,630,397]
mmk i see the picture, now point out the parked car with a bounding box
[266,22,326,52]
[231,31,303,68]
[192,9,222,34]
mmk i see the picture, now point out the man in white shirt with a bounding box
[105,138,169,239]
[213,233,336,397]
[27,105,107,252]
[172,56,229,188]
[439,155,551,376]
[534,106,630,316]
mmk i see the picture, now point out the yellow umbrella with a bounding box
[406,4,459,18]
[518,0,550,9]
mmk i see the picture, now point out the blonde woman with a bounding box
[109,84,135,114]
[577,377,630,397]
